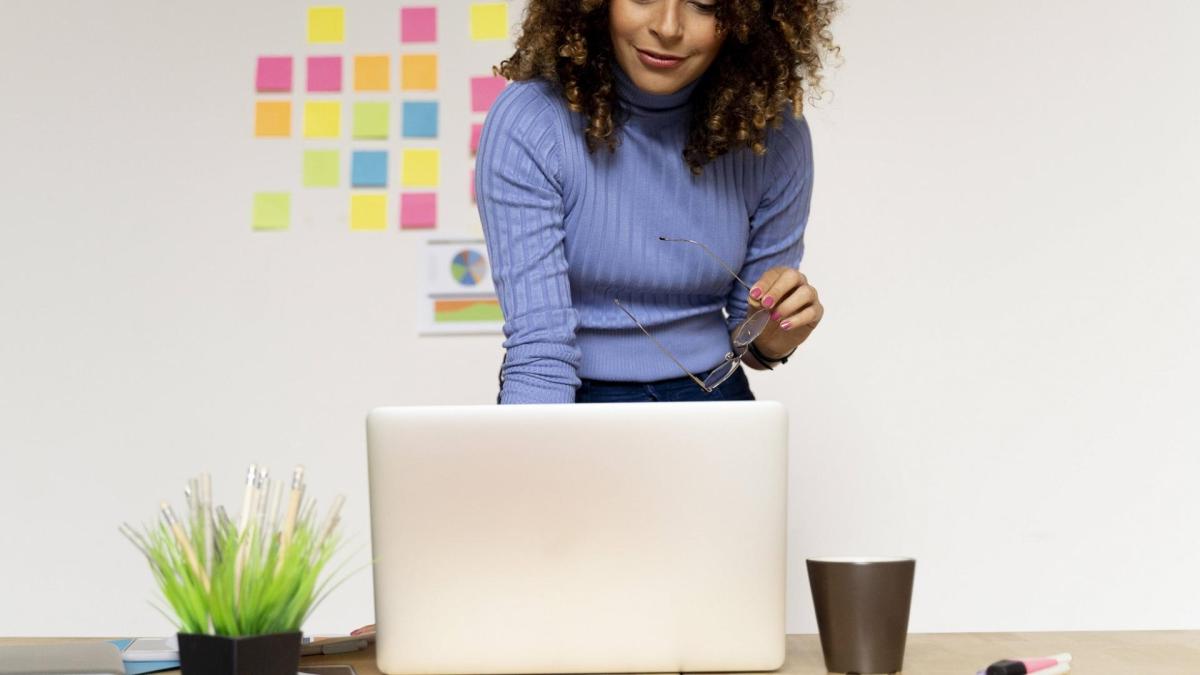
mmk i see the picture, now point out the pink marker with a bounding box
[983,653,1072,675]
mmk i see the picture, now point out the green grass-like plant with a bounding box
[121,466,355,637]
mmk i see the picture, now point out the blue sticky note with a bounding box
[402,101,438,138]
[351,150,389,187]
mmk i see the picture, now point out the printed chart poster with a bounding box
[419,238,504,335]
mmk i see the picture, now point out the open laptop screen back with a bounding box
[367,401,788,675]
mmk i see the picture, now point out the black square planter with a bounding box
[177,631,301,675]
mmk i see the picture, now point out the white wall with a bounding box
[1,0,1197,637]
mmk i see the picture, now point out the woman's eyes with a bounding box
[633,0,718,13]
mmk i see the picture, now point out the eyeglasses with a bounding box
[613,236,770,393]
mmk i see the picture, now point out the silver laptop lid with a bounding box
[367,401,788,675]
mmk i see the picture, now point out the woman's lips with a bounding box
[635,47,686,69]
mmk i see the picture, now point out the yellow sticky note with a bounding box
[254,100,291,137]
[303,101,341,138]
[400,54,437,91]
[350,193,388,231]
[308,6,345,44]
[354,54,389,92]
[470,3,508,41]
[402,148,440,187]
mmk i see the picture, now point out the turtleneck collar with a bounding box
[613,61,702,113]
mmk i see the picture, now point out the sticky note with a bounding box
[353,55,389,91]
[470,76,506,112]
[303,150,339,188]
[256,56,292,92]
[353,102,389,139]
[401,54,437,91]
[303,101,341,138]
[470,123,483,154]
[402,149,439,187]
[470,3,508,41]
[308,6,345,44]
[255,100,291,137]
[350,194,388,231]
[400,192,437,229]
[400,7,437,43]
[253,192,290,231]
[351,150,389,187]
[307,56,342,92]
[402,101,438,138]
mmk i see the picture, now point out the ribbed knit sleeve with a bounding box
[476,82,582,404]
[725,115,815,333]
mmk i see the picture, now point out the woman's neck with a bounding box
[613,62,702,113]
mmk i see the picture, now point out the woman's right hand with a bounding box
[351,624,375,636]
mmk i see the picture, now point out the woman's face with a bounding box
[609,0,726,96]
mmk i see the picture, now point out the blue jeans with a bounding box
[575,367,755,403]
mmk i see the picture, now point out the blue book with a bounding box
[109,639,180,675]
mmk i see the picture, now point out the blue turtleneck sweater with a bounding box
[476,66,814,404]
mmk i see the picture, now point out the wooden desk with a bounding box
[5,632,1197,675]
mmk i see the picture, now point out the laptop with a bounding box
[366,401,789,675]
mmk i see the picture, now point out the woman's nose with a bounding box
[649,2,684,42]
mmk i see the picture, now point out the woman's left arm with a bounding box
[724,115,822,369]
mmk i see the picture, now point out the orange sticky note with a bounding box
[254,100,291,137]
[401,54,437,91]
[354,54,389,92]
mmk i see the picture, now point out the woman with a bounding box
[477,0,839,404]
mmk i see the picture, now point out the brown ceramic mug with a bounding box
[806,557,916,674]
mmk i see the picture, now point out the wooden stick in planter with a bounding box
[162,501,210,592]
[276,465,306,573]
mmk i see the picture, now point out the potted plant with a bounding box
[121,464,353,675]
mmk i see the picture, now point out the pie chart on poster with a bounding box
[450,249,488,287]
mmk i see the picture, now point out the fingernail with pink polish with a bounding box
[763,296,775,308]
[771,311,782,322]
[750,287,762,299]
[781,321,792,330]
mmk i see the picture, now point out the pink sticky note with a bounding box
[256,56,292,92]
[400,7,437,43]
[401,192,437,229]
[469,123,483,155]
[307,55,342,92]
[470,76,507,113]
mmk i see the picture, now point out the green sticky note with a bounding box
[303,150,339,188]
[252,192,290,231]
[352,102,389,139]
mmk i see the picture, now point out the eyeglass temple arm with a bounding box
[658,236,755,293]
[612,298,710,391]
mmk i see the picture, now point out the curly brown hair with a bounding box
[496,0,840,175]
